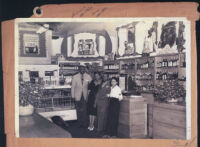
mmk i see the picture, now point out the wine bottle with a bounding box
[162,59,165,67]
[168,60,172,67]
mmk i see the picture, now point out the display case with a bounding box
[35,87,75,113]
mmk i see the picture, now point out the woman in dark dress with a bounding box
[87,72,102,131]
[94,73,110,134]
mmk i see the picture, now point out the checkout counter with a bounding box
[118,94,147,138]
[118,93,186,139]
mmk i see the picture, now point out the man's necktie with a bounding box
[81,74,84,85]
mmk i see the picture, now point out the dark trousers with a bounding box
[105,97,120,136]
[75,95,88,127]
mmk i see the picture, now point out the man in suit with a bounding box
[71,65,92,128]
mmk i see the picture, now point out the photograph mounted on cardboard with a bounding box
[14,18,191,139]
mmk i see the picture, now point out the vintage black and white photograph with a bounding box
[15,18,191,139]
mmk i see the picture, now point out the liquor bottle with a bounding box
[164,59,168,67]
[163,73,167,80]
[168,60,172,67]
[162,59,165,67]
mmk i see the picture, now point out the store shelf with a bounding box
[103,69,119,73]
[117,53,186,95]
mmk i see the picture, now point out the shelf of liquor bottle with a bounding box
[156,70,178,75]
[155,78,178,81]
[103,69,119,73]
[136,73,154,78]
[103,60,119,64]
[155,73,178,81]
[137,68,154,71]
[120,69,136,74]
[104,65,119,70]
[121,65,135,70]
[156,58,179,67]
[156,66,178,69]
[136,79,154,81]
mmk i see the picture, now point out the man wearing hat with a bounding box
[71,63,92,128]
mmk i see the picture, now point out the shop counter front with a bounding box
[118,95,147,138]
[152,102,186,139]
[19,113,72,138]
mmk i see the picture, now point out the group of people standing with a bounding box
[71,65,123,138]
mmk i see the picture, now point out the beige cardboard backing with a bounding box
[2,2,199,147]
